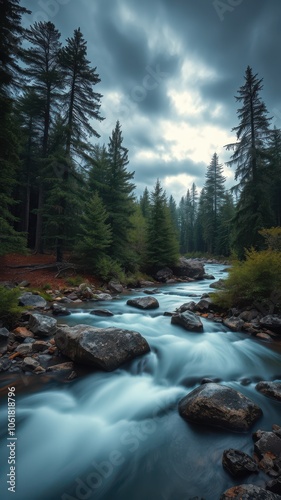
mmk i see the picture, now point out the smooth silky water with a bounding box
[0,265,280,500]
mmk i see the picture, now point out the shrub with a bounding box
[211,248,281,311]
[0,286,22,328]
[95,256,126,283]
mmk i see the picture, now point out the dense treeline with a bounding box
[1,1,281,279]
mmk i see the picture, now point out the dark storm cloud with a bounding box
[20,0,281,198]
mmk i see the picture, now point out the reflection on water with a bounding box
[0,264,280,500]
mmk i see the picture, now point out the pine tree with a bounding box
[0,0,30,255]
[203,153,226,253]
[139,187,150,219]
[225,67,272,256]
[74,191,112,271]
[146,179,179,268]
[105,121,136,266]
[58,27,103,156]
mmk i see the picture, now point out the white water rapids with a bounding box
[0,264,280,499]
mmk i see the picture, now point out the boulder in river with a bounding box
[172,257,205,280]
[260,315,281,334]
[222,449,258,477]
[55,324,150,371]
[220,484,281,499]
[171,311,203,332]
[18,292,47,308]
[155,267,173,282]
[127,296,159,310]
[28,313,57,337]
[256,381,281,402]
[178,383,262,431]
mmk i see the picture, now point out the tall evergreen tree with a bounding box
[0,0,30,255]
[225,66,272,256]
[203,153,226,253]
[139,187,150,219]
[105,121,136,266]
[146,179,179,268]
[22,21,62,252]
[58,27,103,156]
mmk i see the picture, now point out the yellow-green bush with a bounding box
[211,248,281,310]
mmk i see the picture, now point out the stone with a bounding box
[220,484,281,499]
[0,327,9,342]
[51,303,71,316]
[15,344,33,355]
[22,357,40,371]
[13,327,34,341]
[155,267,173,282]
[55,324,150,371]
[173,258,205,280]
[32,341,50,353]
[177,301,196,313]
[18,292,47,308]
[256,332,273,341]
[194,298,213,312]
[108,281,123,294]
[178,383,262,431]
[171,311,203,332]
[209,279,226,289]
[47,362,74,372]
[127,297,159,310]
[18,280,30,287]
[28,313,57,337]
[256,381,281,402]
[139,280,155,287]
[223,316,245,331]
[0,358,11,372]
[90,309,114,317]
[222,449,258,476]
[253,431,281,461]
[203,274,215,280]
[260,315,281,334]
[93,293,112,301]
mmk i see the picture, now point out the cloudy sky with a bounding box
[21,0,281,201]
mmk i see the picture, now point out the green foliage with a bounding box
[95,256,125,283]
[212,248,281,310]
[259,227,281,251]
[146,179,179,268]
[65,275,84,286]
[0,286,22,328]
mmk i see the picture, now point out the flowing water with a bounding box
[0,265,281,500]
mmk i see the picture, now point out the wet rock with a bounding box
[108,281,123,294]
[51,303,71,316]
[239,309,260,322]
[127,297,159,310]
[260,315,281,334]
[93,293,112,301]
[13,327,34,341]
[28,313,57,337]
[194,298,214,312]
[32,341,50,353]
[90,309,114,317]
[203,274,215,280]
[0,327,9,342]
[18,292,47,308]
[256,332,273,341]
[256,381,281,402]
[47,362,74,373]
[15,344,33,355]
[22,357,40,371]
[155,267,173,282]
[253,431,281,462]
[171,311,203,332]
[0,358,11,372]
[178,383,262,431]
[177,301,196,313]
[173,258,205,280]
[209,279,226,289]
[143,288,159,295]
[18,280,30,287]
[223,316,245,331]
[222,449,258,476]
[55,324,150,371]
[139,280,155,287]
[220,484,281,499]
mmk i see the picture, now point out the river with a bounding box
[0,264,280,500]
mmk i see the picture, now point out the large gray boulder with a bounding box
[178,383,262,431]
[171,311,203,332]
[19,292,47,308]
[260,315,281,334]
[220,485,281,499]
[173,258,205,280]
[55,324,150,371]
[256,381,281,402]
[127,297,159,310]
[28,313,57,337]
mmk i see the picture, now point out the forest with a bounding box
[1,0,281,281]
